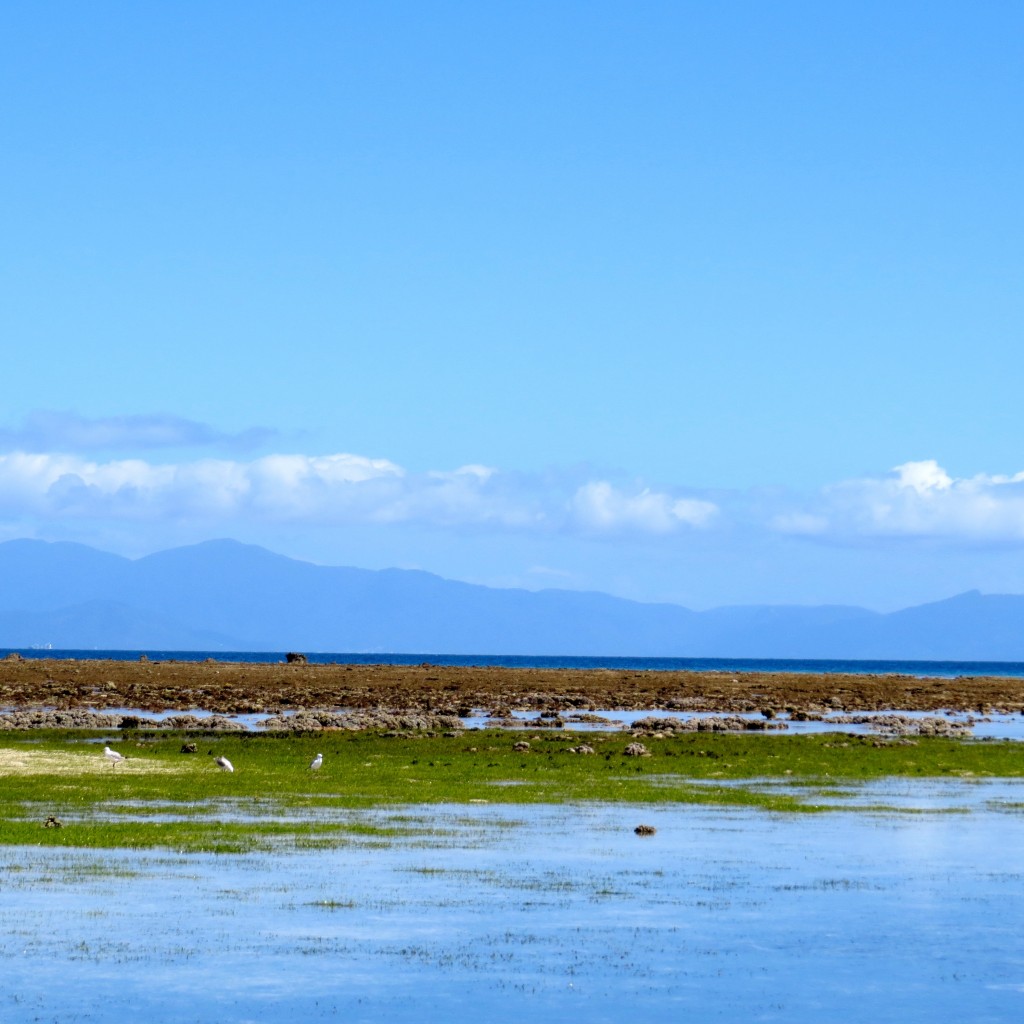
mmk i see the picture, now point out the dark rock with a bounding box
[286,652,308,664]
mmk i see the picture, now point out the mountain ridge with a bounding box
[0,538,1021,659]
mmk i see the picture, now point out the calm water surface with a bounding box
[3,785,1024,1023]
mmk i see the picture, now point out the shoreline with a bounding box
[3,656,1024,716]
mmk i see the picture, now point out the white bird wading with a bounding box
[103,745,126,768]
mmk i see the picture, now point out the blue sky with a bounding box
[2,2,1024,610]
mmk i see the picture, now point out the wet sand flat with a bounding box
[0,748,188,776]
[2,656,1024,715]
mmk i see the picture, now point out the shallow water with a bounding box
[3,785,1024,1023]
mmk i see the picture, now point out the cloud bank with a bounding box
[775,460,1024,542]
[1,445,1020,547]
[0,451,717,537]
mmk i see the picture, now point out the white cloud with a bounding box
[0,450,718,537]
[5,443,1024,554]
[892,459,953,495]
[570,481,718,533]
[777,460,1024,541]
[671,497,721,528]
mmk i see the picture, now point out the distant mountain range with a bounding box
[0,538,1022,660]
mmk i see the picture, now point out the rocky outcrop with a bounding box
[0,709,129,729]
[258,710,462,732]
[161,714,248,731]
[630,715,788,734]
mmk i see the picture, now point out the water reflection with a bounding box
[2,789,1024,1023]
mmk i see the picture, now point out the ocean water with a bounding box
[4,648,1024,678]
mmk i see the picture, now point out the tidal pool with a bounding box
[2,785,1023,1023]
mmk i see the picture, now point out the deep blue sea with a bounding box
[4,648,1024,678]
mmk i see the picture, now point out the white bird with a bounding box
[215,755,234,773]
[103,745,126,768]
[309,753,323,771]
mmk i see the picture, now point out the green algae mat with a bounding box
[2,729,1022,853]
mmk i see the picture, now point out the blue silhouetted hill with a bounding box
[0,538,1023,659]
